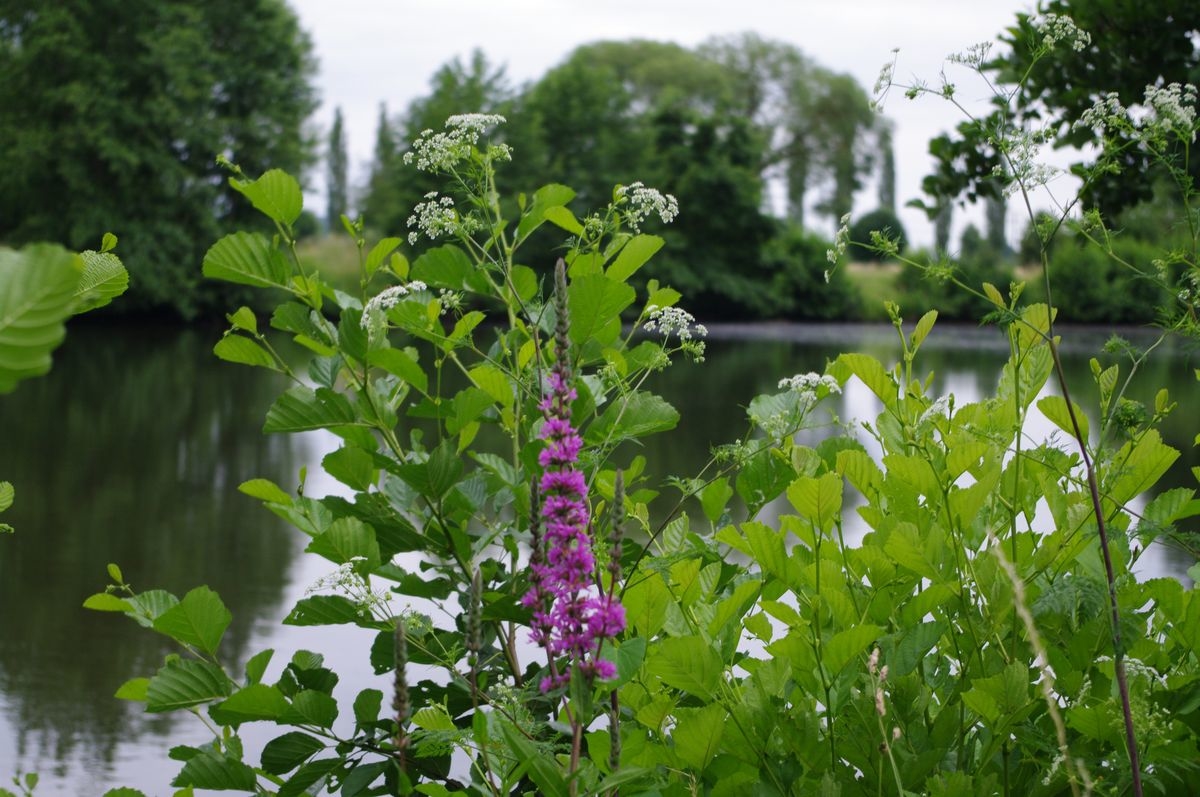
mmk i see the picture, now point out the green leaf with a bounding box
[231,168,303,226]
[238,478,292,505]
[306,517,380,568]
[152,586,232,656]
[278,758,338,797]
[368,347,428,393]
[910,310,938,351]
[672,704,726,770]
[883,621,946,678]
[245,649,274,684]
[146,659,231,712]
[83,593,133,612]
[74,250,129,313]
[227,306,258,334]
[322,446,377,492]
[499,720,569,797]
[833,352,895,409]
[202,232,291,289]
[543,205,584,235]
[261,731,325,775]
[0,481,11,513]
[646,636,723,698]
[607,234,664,282]
[279,689,339,728]
[585,390,679,444]
[284,595,377,628]
[787,472,843,532]
[114,677,149,701]
[568,274,636,346]
[411,245,483,291]
[1106,430,1178,506]
[264,386,357,433]
[213,335,277,369]
[1037,395,1088,441]
[364,237,402,277]
[822,625,883,674]
[353,689,383,725]
[172,750,258,791]
[411,704,457,731]
[0,244,82,392]
[516,183,576,241]
[699,477,733,525]
[103,790,147,797]
[212,683,290,724]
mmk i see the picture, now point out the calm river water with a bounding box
[0,321,1196,794]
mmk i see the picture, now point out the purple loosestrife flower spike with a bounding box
[521,260,625,691]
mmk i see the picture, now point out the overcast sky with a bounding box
[288,0,1045,245]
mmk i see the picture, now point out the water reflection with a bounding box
[0,321,1195,794]
[0,324,303,793]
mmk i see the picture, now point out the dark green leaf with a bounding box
[279,689,338,728]
[213,335,277,369]
[152,586,232,656]
[568,274,636,346]
[261,731,325,775]
[172,751,257,791]
[212,683,290,723]
[146,659,231,712]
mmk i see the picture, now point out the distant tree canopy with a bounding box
[0,0,318,318]
[363,35,880,319]
[920,0,1200,219]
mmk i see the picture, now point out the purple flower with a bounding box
[523,260,626,691]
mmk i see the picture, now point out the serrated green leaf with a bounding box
[261,732,325,775]
[699,477,733,525]
[322,446,377,491]
[516,183,576,241]
[0,481,11,513]
[646,636,723,698]
[264,386,357,433]
[245,649,274,684]
[368,347,427,393]
[212,683,290,723]
[411,705,457,731]
[306,517,380,568]
[353,689,383,725]
[834,352,896,409]
[787,472,843,532]
[278,758,338,797]
[543,205,584,235]
[152,586,231,656]
[280,689,338,728]
[83,593,133,612]
[213,335,277,369]
[172,751,257,791]
[0,244,82,393]
[146,659,231,712]
[231,169,303,226]
[585,390,678,445]
[74,250,129,313]
[1037,395,1088,441]
[822,625,883,674]
[672,704,726,770]
[202,232,291,289]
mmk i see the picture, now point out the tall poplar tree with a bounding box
[326,106,349,230]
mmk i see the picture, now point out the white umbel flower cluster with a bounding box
[1075,83,1198,144]
[407,192,458,245]
[1033,13,1091,51]
[403,113,510,172]
[615,182,679,232]
[643,305,707,340]
[361,280,430,339]
[778,373,841,402]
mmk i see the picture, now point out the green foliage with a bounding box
[761,224,859,319]
[1046,235,1173,323]
[0,0,317,319]
[325,108,349,231]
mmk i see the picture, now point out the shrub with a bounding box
[848,207,908,262]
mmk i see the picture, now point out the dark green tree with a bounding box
[920,0,1200,217]
[0,0,318,318]
[326,106,349,231]
[877,121,897,212]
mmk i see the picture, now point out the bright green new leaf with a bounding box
[202,232,291,289]
[787,472,843,532]
[543,205,584,235]
[114,677,149,701]
[699,477,733,524]
[411,705,457,731]
[910,310,938,351]
[227,306,258,334]
[74,250,129,314]
[0,481,11,513]
[0,244,82,392]
[515,183,576,241]
[833,352,895,408]
[213,335,277,369]
[568,274,636,346]
[231,169,303,226]
[1037,395,1088,441]
[607,234,664,282]
[1106,430,1179,506]
[145,659,231,712]
[364,237,402,277]
[245,649,275,684]
[83,593,134,612]
[152,586,232,656]
[305,517,380,569]
[238,478,292,505]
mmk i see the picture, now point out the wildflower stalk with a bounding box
[392,622,411,774]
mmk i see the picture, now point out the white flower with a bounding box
[615,182,679,232]
[403,114,509,172]
[361,280,429,337]
[918,395,953,425]
[1142,82,1198,141]
[643,304,706,362]
[946,41,993,69]
[778,372,841,402]
[406,192,458,245]
[826,213,852,264]
[1033,13,1091,51]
